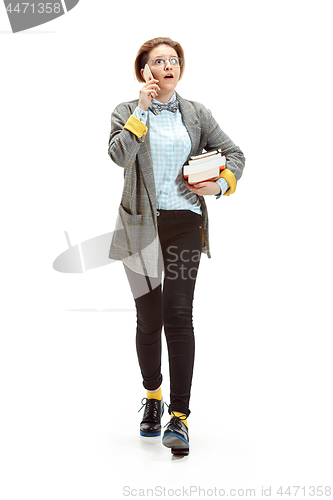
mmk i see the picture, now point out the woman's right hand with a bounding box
[138,78,160,111]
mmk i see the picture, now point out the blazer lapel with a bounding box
[136,112,157,210]
[176,92,201,159]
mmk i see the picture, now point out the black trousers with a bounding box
[123,209,202,417]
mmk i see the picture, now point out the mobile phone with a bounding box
[143,63,154,82]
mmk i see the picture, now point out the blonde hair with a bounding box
[134,37,185,83]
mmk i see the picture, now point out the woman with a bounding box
[108,37,245,455]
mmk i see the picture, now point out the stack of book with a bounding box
[183,150,226,184]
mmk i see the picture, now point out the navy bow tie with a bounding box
[149,100,179,116]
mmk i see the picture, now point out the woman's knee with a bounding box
[163,293,193,329]
[135,284,163,332]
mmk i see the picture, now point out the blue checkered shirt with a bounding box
[133,93,229,214]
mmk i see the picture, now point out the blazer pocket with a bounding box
[117,204,143,256]
[119,204,142,223]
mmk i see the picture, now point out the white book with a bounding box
[186,154,226,170]
[184,164,226,185]
[190,149,223,161]
[185,166,221,184]
[184,150,226,184]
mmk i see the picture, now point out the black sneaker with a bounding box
[138,397,164,437]
[162,413,189,455]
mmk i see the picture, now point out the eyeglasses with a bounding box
[148,56,183,68]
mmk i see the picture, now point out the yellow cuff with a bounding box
[124,114,148,138]
[220,169,237,196]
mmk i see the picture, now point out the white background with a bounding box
[1,1,332,498]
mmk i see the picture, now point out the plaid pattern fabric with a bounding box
[108,92,245,277]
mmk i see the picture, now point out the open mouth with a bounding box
[164,75,174,79]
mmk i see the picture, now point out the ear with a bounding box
[140,68,146,82]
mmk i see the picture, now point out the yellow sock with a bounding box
[172,411,188,427]
[146,387,162,400]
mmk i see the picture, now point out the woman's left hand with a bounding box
[185,180,221,196]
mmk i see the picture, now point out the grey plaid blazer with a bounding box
[108,92,245,277]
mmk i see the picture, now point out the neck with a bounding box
[155,90,175,103]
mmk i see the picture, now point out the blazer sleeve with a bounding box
[205,109,245,195]
[108,103,148,169]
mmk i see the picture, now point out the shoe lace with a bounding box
[138,397,161,419]
[138,397,149,413]
[163,404,187,428]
